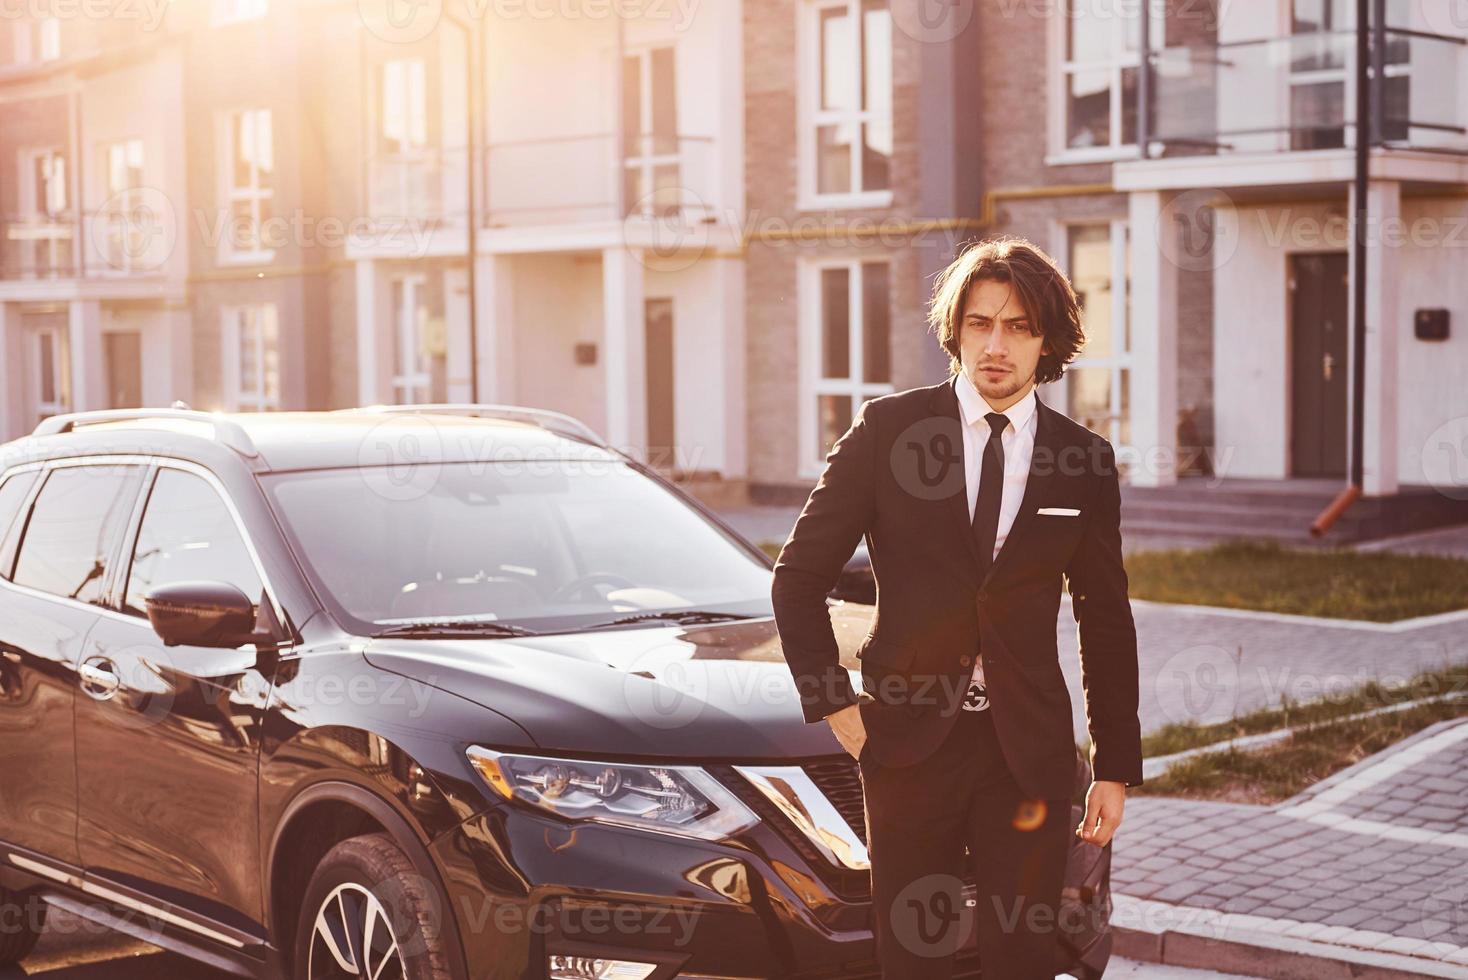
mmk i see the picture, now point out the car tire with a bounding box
[293,833,453,980]
[0,885,45,964]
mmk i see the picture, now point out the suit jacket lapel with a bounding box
[929,379,986,571]
[925,379,1065,588]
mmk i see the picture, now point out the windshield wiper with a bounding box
[370,620,540,639]
[582,610,757,631]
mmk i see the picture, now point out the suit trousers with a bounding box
[860,703,1072,980]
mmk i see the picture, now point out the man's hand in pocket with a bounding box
[826,702,867,760]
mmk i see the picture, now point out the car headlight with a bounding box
[466,747,758,841]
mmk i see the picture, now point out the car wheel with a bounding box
[0,885,45,964]
[293,833,452,980]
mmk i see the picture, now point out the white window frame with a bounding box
[217,108,275,265]
[1053,218,1133,456]
[372,58,434,219]
[221,304,280,411]
[13,17,61,63]
[390,274,433,405]
[213,0,268,26]
[98,138,146,275]
[1046,0,1163,165]
[18,146,71,278]
[796,0,894,211]
[32,326,69,423]
[797,257,895,479]
[622,43,682,218]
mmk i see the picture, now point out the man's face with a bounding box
[956,278,1050,406]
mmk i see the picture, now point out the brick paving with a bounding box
[1113,717,1468,974]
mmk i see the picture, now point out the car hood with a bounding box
[364,603,875,761]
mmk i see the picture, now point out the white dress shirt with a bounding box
[952,371,1040,690]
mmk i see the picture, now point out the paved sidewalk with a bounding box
[1110,717,1468,978]
[1353,522,1468,560]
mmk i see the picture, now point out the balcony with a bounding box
[1119,24,1468,191]
[2,207,178,294]
[479,133,723,254]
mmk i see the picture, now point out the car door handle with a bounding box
[79,659,121,701]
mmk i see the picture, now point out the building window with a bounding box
[800,0,892,207]
[391,275,446,405]
[801,260,893,474]
[1059,0,1163,154]
[13,17,61,63]
[99,139,145,273]
[221,108,274,261]
[223,304,280,411]
[1062,221,1131,454]
[20,147,68,278]
[214,0,267,24]
[33,327,69,423]
[622,45,681,218]
[372,58,433,218]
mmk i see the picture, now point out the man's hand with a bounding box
[826,702,867,760]
[1075,780,1125,847]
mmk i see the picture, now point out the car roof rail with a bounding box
[349,403,611,450]
[31,409,261,458]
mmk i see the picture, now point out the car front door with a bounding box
[0,461,146,868]
[75,461,281,935]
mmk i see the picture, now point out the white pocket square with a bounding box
[1037,507,1081,516]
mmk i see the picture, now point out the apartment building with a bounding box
[4,0,1466,522]
[746,0,1468,519]
[0,7,191,435]
[333,0,748,485]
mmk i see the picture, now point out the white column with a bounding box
[1127,190,1180,487]
[355,259,379,406]
[473,252,516,403]
[68,300,104,414]
[1354,179,1400,496]
[443,265,472,403]
[601,246,647,460]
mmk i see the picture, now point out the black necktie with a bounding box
[970,412,1009,581]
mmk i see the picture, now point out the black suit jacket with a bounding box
[771,377,1143,801]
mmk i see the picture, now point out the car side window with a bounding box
[12,465,144,605]
[123,468,264,618]
[0,471,40,580]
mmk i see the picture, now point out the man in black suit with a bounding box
[772,237,1142,979]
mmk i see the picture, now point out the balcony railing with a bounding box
[365,145,469,227]
[484,133,717,228]
[1145,27,1466,157]
[3,208,177,281]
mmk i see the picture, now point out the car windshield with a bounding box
[263,460,775,635]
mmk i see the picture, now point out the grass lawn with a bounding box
[1128,664,1468,804]
[1125,540,1468,621]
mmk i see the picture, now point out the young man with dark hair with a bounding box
[772,236,1142,979]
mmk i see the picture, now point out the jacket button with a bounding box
[959,654,972,667]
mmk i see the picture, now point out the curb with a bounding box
[1112,896,1468,980]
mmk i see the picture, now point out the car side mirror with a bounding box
[145,580,260,649]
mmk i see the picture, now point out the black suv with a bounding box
[0,406,1113,980]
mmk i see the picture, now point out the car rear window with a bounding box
[12,464,145,604]
[0,471,40,580]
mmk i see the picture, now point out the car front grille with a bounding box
[801,757,869,847]
[718,756,979,903]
